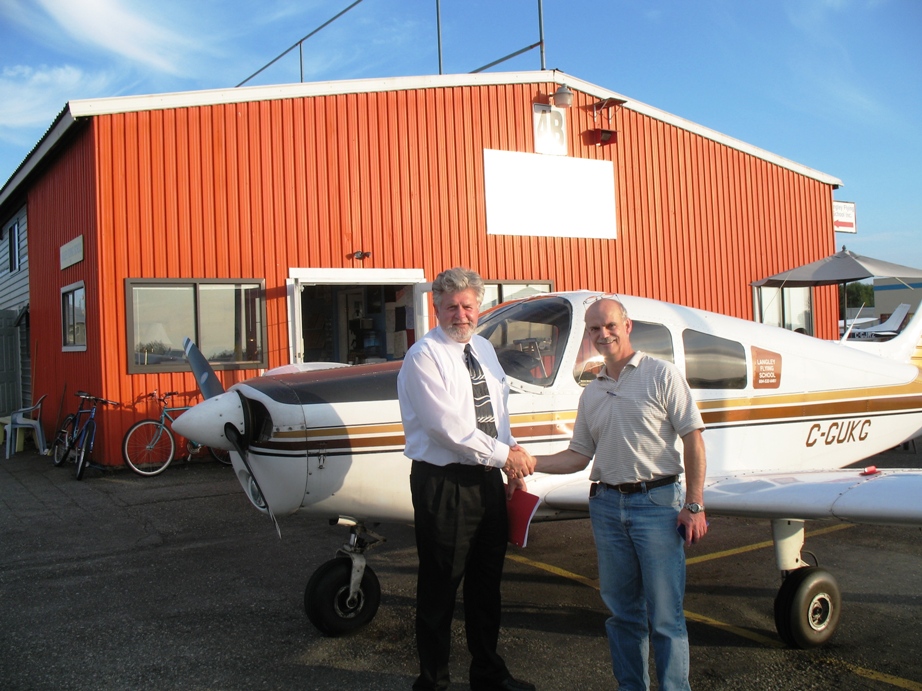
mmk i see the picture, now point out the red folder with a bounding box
[507,490,541,547]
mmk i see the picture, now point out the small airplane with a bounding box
[173,290,922,649]
[846,302,911,340]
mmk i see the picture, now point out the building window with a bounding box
[753,286,813,335]
[126,279,267,373]
[62,281,87,351]
[6,220,20,273]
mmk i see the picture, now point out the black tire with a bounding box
[774,566,841,648]
[304,558,381,636]
[74,420,95,481]
[122,420,175,476]
[52,415,75,466]
[209,447,232,465]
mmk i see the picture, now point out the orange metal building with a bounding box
[0,70,842,466]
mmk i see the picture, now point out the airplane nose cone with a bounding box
[173,391,245,450]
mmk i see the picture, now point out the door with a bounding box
[0,310,21,415]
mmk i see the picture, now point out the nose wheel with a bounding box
[773,566,841,648]
[305,557,381,636]
[304,521,385,636]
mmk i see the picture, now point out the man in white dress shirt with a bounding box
[398,267,536,691]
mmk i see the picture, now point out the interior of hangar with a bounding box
[0,70,843,466]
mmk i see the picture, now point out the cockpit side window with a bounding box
[574,320,675,386]
[476,297,572,387]
[682,329,747,389]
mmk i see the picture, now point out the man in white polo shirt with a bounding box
[534,296,707,691]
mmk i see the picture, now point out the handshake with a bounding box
[504,445,536,480]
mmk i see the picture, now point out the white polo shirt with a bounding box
[569,351,704,485]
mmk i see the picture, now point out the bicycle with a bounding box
[51,391,119,480]
[122,390,231,476]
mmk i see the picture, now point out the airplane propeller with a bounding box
[182,337,225,399]
[181,337,280,537]
[224,417,281,537]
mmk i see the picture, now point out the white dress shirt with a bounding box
[398,326,513,468]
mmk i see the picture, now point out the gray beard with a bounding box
[445,324,474,342]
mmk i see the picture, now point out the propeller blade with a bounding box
[182,337,225,399]
[224,421,281,538]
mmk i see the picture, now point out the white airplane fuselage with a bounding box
[174,291,922,526]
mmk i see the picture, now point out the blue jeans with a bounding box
[589,481,690,691]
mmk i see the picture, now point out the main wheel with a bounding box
[304,558,381,636]
[123,420,175,476]
[774,566,841,648]
[74,420,96,481]
[52,415,75,466]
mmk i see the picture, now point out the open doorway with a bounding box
[288,268,428,366]
[300,284,416,364]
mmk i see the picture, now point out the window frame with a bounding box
[753,285,814,335]
[8,220,20,273]
[125,278,268,374]
[61,280,87,352]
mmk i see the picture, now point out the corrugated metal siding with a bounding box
[25,79,837,465]
[27,127,118,458]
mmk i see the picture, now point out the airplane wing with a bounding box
[530,467,922,526]
[703,468,922,525]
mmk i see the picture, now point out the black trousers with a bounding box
[410,461,510,691]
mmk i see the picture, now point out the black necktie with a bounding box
[464,344,498,438]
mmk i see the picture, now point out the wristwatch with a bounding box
[683,502,704,514]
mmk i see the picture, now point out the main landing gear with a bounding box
[304,520,385,636]
[771,519,841,648]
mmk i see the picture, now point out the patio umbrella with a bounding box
[751,247,922,334]
[751,247,922,288]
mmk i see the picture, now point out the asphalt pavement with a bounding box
[2,446,922,690]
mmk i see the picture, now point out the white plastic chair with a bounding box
[5,394,47,458]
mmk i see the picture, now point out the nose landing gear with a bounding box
[304,521,385,636]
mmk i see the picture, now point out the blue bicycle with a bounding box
[51,391,119,480]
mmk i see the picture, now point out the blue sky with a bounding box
[1,0,920,268]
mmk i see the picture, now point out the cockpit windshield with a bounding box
[476,297,572,387]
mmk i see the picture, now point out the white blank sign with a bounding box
[483,149,617,239]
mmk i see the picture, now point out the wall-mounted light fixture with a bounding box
[552,84,574,108]
[592,96,627,146]
[595,129,616,145]
[352,250,371,260]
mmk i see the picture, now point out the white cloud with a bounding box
[34,0,197,75]
[0,64,114,131]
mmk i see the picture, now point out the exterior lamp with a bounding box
[552,84,573,108]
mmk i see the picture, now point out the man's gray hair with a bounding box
[432,267,485,307]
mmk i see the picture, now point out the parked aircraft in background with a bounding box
[173,291,922,649]
[847,302,911,340]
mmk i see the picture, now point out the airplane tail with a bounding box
[857,304,922,369]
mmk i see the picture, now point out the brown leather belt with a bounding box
[602,474,678,494]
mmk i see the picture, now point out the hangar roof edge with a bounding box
[0,69,842,213]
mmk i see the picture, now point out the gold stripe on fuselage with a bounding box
[258,376,922,452]
[263,411,577,453]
